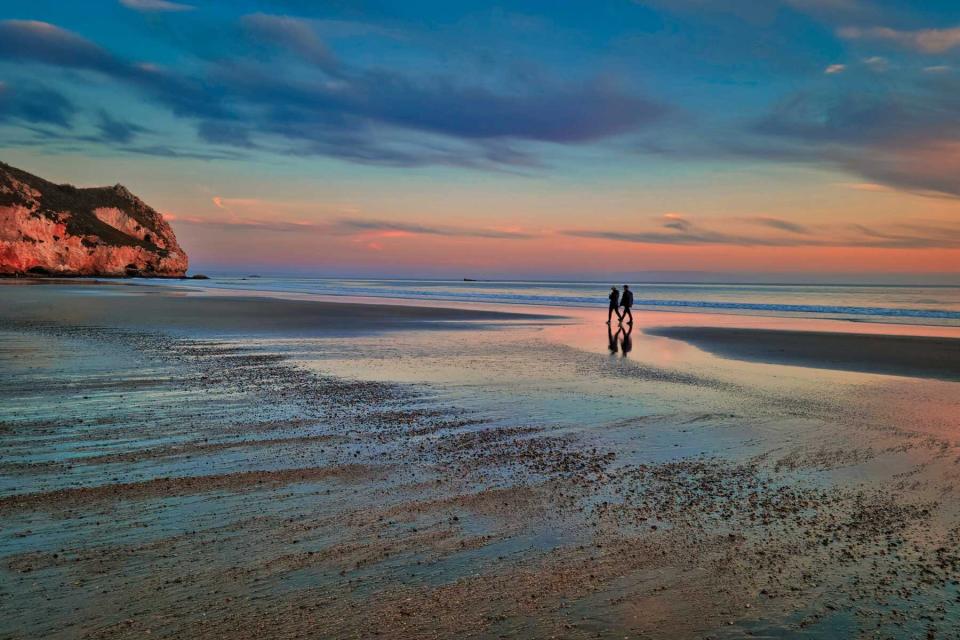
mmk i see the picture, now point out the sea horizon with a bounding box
[130,275,960,326]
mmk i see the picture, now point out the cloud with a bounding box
[837,182,893,192]
[744,72,960,196]
[832,139,960,199]
[838,25,960,54]
[216,62,666,144]
[746,216,810,233]
[0,20,222,119]
[785,0,863,11]
[565,228,779,246]
[208,196,335,213]
[862,56,888,71]
[0,83,76,127]
[118,144,243,160]
[609,6,960,198]
[563,215,960,248]
[661,213,693,231]
[193,59,665,169]
[0,20,126,74]
[564,213,787,246]
[0,18,668,170]
[0,116,250,161]
[173,215,536,239]
[335,219,535,239]
[197,120,256,148]
[360,75,665,143]
[95,109,148,143]
[636,0,876,24]
[119,0,194,12]
[241,14,340,74]
[171,216,323,233]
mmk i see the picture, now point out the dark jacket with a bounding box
[621,290,634,307]
[608,290,620,307]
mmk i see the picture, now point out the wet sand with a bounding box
[647,326,960,380]
[2,281,960,639]
[1,279,550,335]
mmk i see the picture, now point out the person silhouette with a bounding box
[620,322,633,356]
[607,286,621,324]
[620,284,634,324]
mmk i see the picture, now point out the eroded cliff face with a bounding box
[0,162,188,277]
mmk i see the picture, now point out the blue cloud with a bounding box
[0,16,668,169]
[95,110,148,143]
[0,20,125,74]
[0,82,76,127]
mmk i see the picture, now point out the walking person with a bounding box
[620,285,634,324]
[607,286,622,324]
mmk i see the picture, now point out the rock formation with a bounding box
[0,162,188,277]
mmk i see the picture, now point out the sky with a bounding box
[1,0,959,281]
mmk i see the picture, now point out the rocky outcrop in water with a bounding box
[0,162,188,277]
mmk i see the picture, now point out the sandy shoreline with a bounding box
[3,281,960,638]
[648,326,960,380]
[0,280,552,335]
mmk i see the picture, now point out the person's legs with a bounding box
[623,307,633,324]
[607,305,616,323]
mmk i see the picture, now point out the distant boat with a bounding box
[463,278,477,282]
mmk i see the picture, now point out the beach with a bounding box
[3,280,960,639]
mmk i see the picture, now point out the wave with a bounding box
[192,279,960,321]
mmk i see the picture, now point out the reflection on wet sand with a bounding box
[608,322,634,357]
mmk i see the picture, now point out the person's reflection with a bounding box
[608,322,621,354]
[619,322,633,357]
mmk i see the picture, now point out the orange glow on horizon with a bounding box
[172,220,960,277]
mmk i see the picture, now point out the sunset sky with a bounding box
[1,1,959,281]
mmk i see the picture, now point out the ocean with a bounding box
[151,276,960,325]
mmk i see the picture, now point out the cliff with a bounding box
[0,162,188,277]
